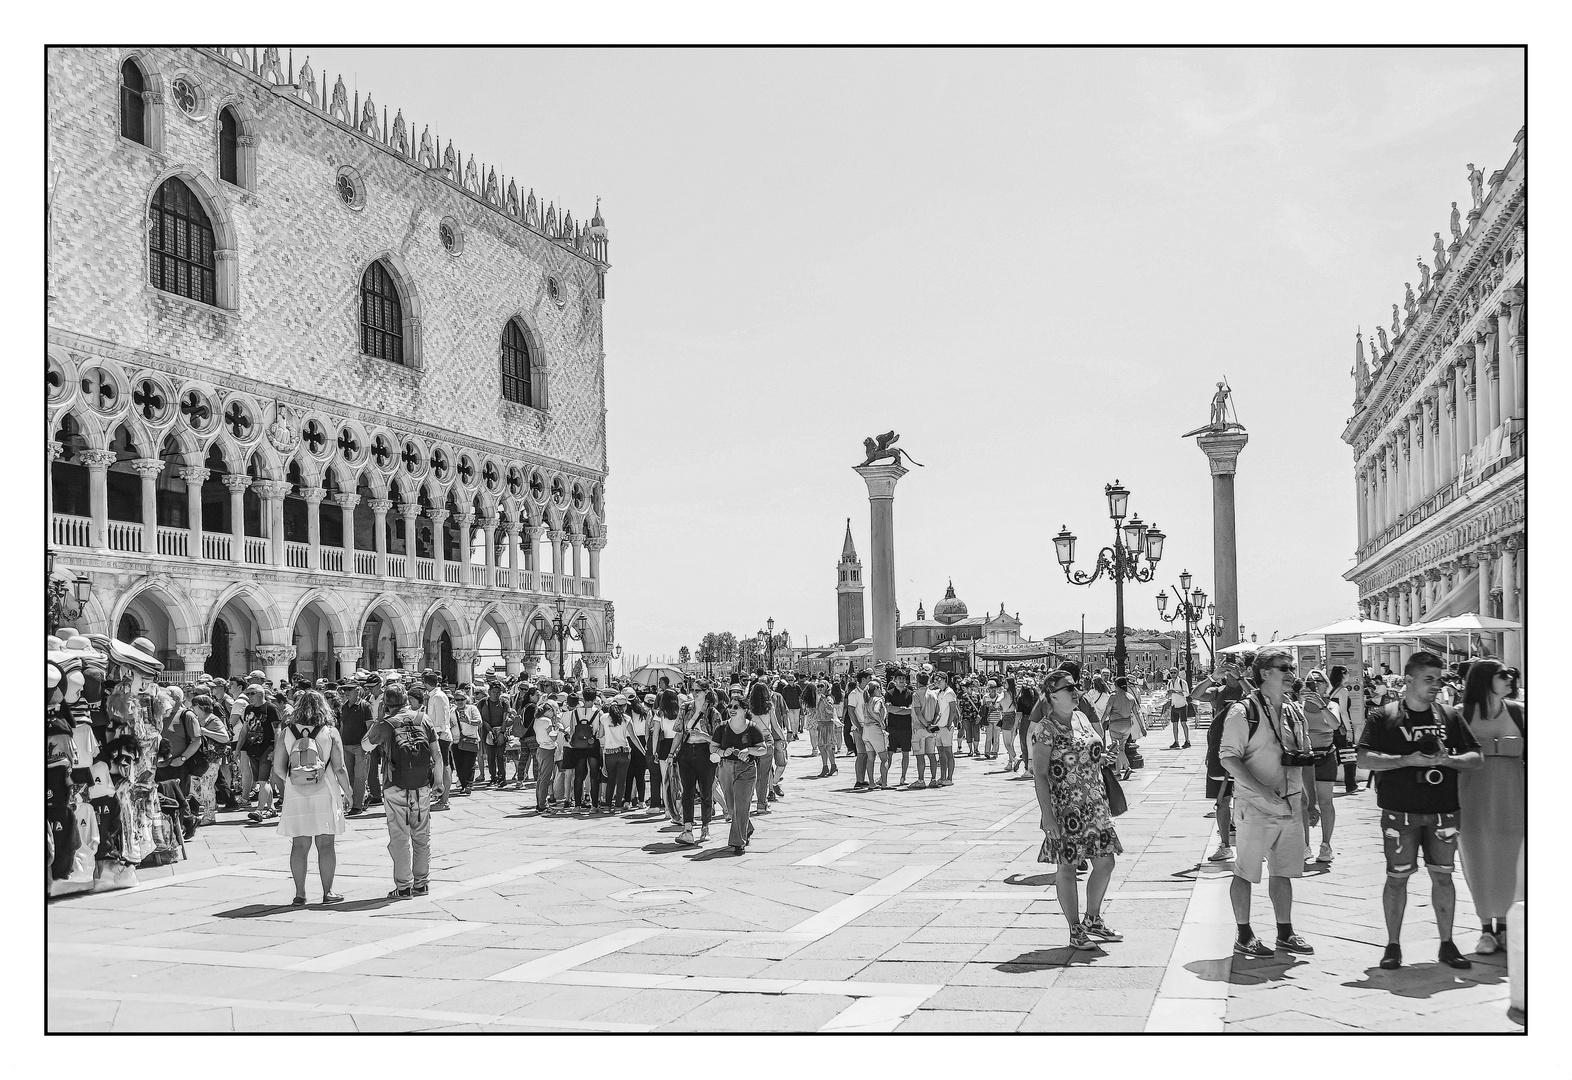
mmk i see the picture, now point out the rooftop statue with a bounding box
[1417,258,1430,293]
[1433,232,1447,273]
[1468,163,1484,209]
[1450,202,1463,242]
[1376,326,1389,354]
[1182,379,1243,438]
[860,431,924,468]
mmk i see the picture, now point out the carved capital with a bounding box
[253,479,292,500]
[331,492,361,510]
[452,650,478,665]
[334,646,362,664]
[426,509,451,526]
[221,473,253,493]
[80,449,117,471]
[584,536,605,551]
[177,466,209,484]
[174,644,212,663]
[396,502,421,518]
[129,457,165,479]
[368,498,393,514]
[255,645,295,666]
[48,441,63,462]
[450,512,474,529]
[397,648,425,667]
[299,485,327,504]
[499,520,521,538]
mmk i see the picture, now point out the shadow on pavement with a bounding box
[1003,873,1060,888]
[1342,961,1507,999]
[688,846,741,861]
[642,842,692,855]
[1214,954,1310,985]
[212,902,307,918]
[996,947,1102,971]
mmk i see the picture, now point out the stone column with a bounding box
[1481,326,1502,435]
[1475,551,1495,656]
[548,528,564,592]
[527,524,547,585]
[502,520,521,589]
[334,646,361,680]
[479,516,497,588]
[1501,538,1522,668]
[1415,404,1432,500]
[256,645,294,687]
[1397,583,1414,670]
[451,511,475,586]
[1440,382,1458,486]
[586,535,603,585]
[1495,303,1517,424]
[254,480,290,567]
[332,492,361,572]
[1195,430,1248,648]
[174,643,211,675]
[428,509,450,585]
[47,441,61,525]
[1354,468,1367,549]
[361,499,386,578]
[222,474,250,564]
[179,466,208,559]
[852,461,910,664]
[131,458,163,553]
[397,647,424,674]
[1400,421,1416,516]
[502,650,524,676]
[1455,355,1476,458]
[1505,287,1525,419]
[570,534,583,589]
[398,502,420,580]
[1472,339,1492,448]
[1428,397,1443,493]
[300,485,326,570]
[453,649,477,687]
[1376,449,1390,534]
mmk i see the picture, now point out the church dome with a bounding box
[932,580,968,624]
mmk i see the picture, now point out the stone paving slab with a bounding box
[45,736,1522,1032]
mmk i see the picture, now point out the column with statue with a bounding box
[1184,381,1248,652]
[853,432,922,665]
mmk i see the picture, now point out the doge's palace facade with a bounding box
[47,47,616,686]
[1342,128,1524,673]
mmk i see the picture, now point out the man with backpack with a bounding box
[362,681,445,899]
[241,682,282,822]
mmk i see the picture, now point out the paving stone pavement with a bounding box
[45,724,1522,1032]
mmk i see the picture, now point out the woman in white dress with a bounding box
[272,689,350,905]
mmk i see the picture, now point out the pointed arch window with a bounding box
[149,177,217,305]
[500,319,533,406]
[121,60,146,144]
[219,107,239,184]
[360,261,405,364]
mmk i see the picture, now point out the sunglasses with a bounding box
[1497,668,1520,681]
[1265,664,1295,674]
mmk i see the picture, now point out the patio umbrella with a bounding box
[1217,641,1256,655]
[1296,616,1407,637]
[626,664,685,687]
[1407,612,1522,634]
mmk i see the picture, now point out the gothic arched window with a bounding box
[360,261,404,364]
[120,59,146,144]
[149,177,217,305]
[500,319,533,406]
[219,107,239,184]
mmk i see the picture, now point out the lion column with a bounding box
[854,461,908,666]
[1195,429,1248,650]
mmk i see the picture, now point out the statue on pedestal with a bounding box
[1450,202,1463,242]
[1433,232,1447,273]
[1182,380,1244,438]
[1417,259,1431,293]
[859,431,924,468]
[1468,163,1484,210]
[1376,326,1389,355]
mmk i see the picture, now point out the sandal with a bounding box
[291,895,307,906]
[321,892,344,905]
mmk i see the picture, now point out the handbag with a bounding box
[1333,726,1358,765]
[184,748,210,777]
[1101,763,1128,817]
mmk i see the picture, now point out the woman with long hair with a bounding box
[1456,659,1525,955]
[1299,669,1346,864]
[622,694,651,809]
[596,694,634,812]
[1032,670,1123,951]
[805,677,837,778]
[718,691,770,853]
[1104,676,1141,781]
[1326,665,1360,794]
[272,689,350,905]
[671,689,721,845]
[747,679,777,813]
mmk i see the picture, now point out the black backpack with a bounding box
[571,708,598,749]
[386,715,434,790]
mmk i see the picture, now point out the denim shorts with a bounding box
[1380,810,1459,875]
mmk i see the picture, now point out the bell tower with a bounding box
[836,518,865,645]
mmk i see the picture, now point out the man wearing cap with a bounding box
[241,681,282,821]
[423,672,453,810]
[338,682,375,815]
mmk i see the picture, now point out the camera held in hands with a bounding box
[1280,748,1321,767]
[1416,734,1444,758]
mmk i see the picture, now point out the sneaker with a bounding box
[1083,915,1123,942]
[1275,933,1315,955]
[1168,743,1181,750]
[1234,936,1274,959]
[1379,944,1403,970]
[927,780,942,789]
[1208,845,1235,863]
[699,827,710,843]
[1317,842,1334,864]
[676,829,697,846]
[939,778,955,787]
[852,782,869,791]
[1438,941,1473,969]
[1475,930,1500,955]
[771,784,784,798]
[1182,742,1192,749]
[1068,924,1097,951]
[411,883,429,897]
[909,781,928,790]
[386,885,413,900]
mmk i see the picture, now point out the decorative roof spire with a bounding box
[841,518,857,560]
[591,197,605,227]
[944,579,956,599]
[917,600,926,621]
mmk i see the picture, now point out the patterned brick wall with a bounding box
[46,47,608,479]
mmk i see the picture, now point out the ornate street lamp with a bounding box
[1055,480,1164,678]
[766,616,775,671]
[1156,569,1208,688]
[532,596,588,682]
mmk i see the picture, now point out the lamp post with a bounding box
[767,616,775,672]
[1156,569,1207,689]
[1054,480,1165,679]
[46,567,92,638]
[532,596,587,682]
[1199,603,1225,666]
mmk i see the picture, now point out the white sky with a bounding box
[312,46,1523,661]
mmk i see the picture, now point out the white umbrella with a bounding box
[1276,634,1326,649]
[1217,641,1256,655]
[1297,616,1407,637]
[625,664,685,687]
[1407,612,1522,634]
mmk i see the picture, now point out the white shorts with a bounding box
[862,725,888,754]
[937,727,955,749]
[917,733,938,756]
[1233,800,1306,884]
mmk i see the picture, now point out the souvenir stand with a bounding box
[46,629,181,898]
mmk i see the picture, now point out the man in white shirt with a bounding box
[532,700,562,813]
[423,672,453,810]
[847,671,870,791]
[932,671,959,787]
[912,671,941,790]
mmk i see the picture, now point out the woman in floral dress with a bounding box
[1033,669,1124,951]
